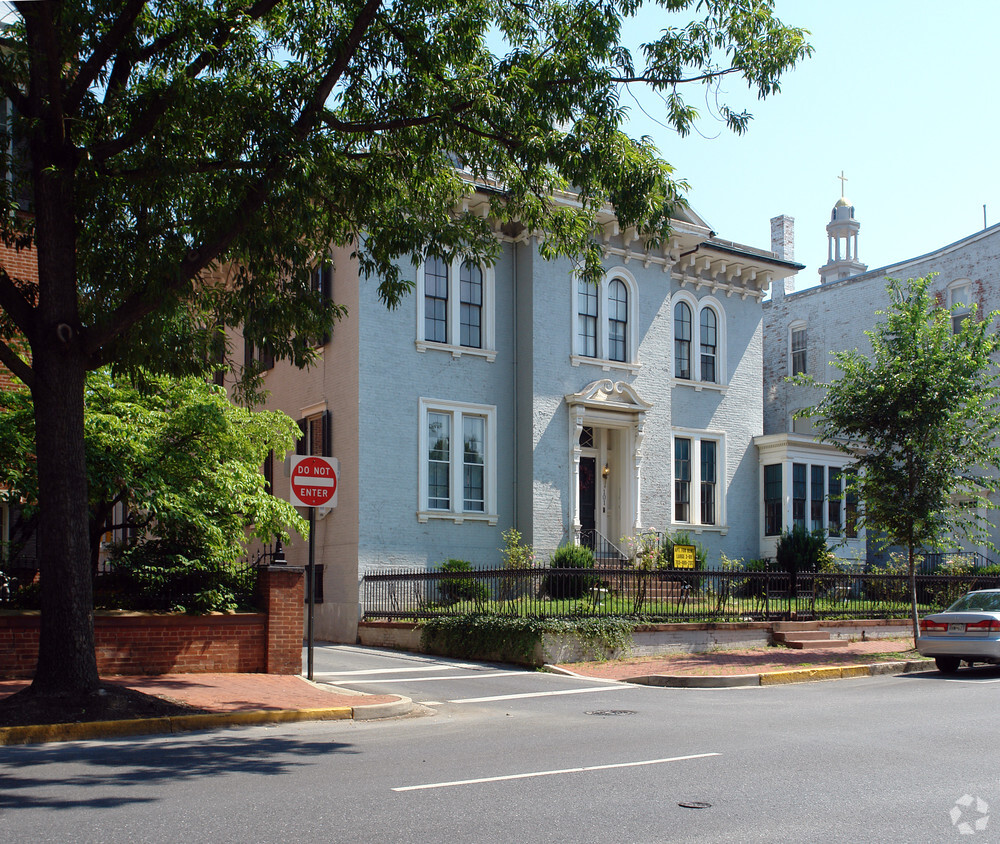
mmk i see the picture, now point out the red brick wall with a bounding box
[0,612,266,678]
[259,565,306,675]
[0,566,306,678]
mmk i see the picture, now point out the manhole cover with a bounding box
[678,802,712,809]
[585,709,638,716]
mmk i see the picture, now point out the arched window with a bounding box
[569,269,638,368]
[424,255,449,344]
[459,261,482,348]
[607,279,628,362]
[674,301,692,379]
[577,278,598,357]
[699,307,717,383]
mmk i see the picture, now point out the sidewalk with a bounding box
[553,638,936,688]
[0,673,415,747]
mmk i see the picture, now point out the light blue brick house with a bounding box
[247,191,801,642]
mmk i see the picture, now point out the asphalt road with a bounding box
[3,645,1000,843]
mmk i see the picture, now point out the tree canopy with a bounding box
[0,0,810,696]
[795,275,1000,638]
[0,369,306,575]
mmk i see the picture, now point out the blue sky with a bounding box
[621,1,1000,290]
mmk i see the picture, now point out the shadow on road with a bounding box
[0,733,356,813]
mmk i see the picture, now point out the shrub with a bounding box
[102,539,257,613]
[438,559,489,605]
[545,543,596,600]
[775,526,827,575]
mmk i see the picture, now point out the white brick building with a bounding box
[761,195,1000,562]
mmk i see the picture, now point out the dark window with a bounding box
[608,279,628,362]
[791,328,807,375]
[263,450,273,495]
[845,470,859,538]
[764,464,782,536]
[811,465,824,532]
[792,463,806,529]
[424,256,448,343]
[578,279,598,357]
[674,302,692,379]
[700,440,716,526]
[459,261,482,348]
[427,411,450,509]
[674,438,691,522]
[462,416,485,512]
[700,308,717,382]
[310,263,333,346]
[828,470,842,537]
[579,426,594,449]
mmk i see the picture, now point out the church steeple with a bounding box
[818,171,867,284]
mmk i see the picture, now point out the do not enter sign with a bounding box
[289,455,339,508]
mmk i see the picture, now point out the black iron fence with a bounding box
[0,550,268,612]
[362,565,1000,623]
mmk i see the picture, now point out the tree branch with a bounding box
[65,0,148,112]
[0,266,35,339]
[86,0,387,355]
[91,0,285,162]
[0,336,33,389]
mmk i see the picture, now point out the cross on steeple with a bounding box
[838,170,848,197]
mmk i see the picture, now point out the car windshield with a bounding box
[945,592,1000,612]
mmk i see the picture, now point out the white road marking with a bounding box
[944,678,1000,684]
[312,665,480,677]
[420,701,444,706]
[392,753,721,792]
[447,685,633,704]
[330,671,515,684]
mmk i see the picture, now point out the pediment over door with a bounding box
[565,379,653,414]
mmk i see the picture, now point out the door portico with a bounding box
[566,379,652,548]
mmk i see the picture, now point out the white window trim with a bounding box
[789,320,807,377]
[670,292,728,392]
[670,428,727,533]
[415,258,497,361]
[570,267,641,373]
[947,278,973,309]
[418,397,498,525]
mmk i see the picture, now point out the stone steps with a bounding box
[772,621,849,650]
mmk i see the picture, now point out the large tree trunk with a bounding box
[26,109,100,696]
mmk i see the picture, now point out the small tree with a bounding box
[795,275,1000,640]
[0,369,307,578]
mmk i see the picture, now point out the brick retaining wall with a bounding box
[0,565,305,678]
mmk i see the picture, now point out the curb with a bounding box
[0,696,416,747]
[620,660,933,689]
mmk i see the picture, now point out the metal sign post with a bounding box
[288,455,339,682]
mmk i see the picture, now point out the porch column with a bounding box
[568,406,585,543]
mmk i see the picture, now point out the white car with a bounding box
[917,589,1000,673]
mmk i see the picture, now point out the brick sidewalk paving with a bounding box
[559,638,932,680]
[0,674,399,712]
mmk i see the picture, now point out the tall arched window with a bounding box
[674,301,692,379]
[459,261,482,348]
[424,255,449,343]
[577,278,598,357]
[700,307,717,383]
[607,279,628,362]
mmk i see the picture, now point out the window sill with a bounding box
[669,524,729,535]
[570,355,641,374]
[416,340,497,362]
[670,378,728,395]
[418,510,499,526]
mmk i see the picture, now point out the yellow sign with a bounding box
[673,545,697,569]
